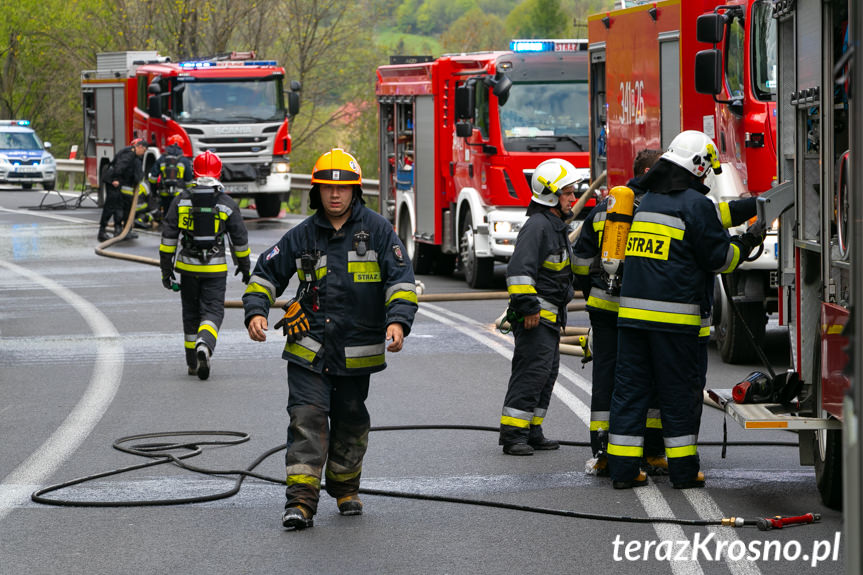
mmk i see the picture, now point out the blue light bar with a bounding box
[179,61,215,69]
[2,120,30,126]
[243,61,278,66]
[510,40,554,53]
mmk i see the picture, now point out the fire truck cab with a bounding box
[376,41,591,288]
[81,51,301,218]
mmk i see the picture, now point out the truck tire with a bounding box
[459,206,494,289]
[255,194,282,218]
[22,182,33,190]
[813,428,842,510]
[433,253,457,276]
[714,278,766,364]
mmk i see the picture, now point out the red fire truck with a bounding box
[587,0,780,364]
[81,51,301,218]
[376,40,591,288]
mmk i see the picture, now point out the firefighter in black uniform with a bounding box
[148,134,194,224]
[499,158,579,455]
[98,138,146,241]
[573,149,667,475]
[159,151,251,380]
[607,130,764,489]
[242,148,417,530]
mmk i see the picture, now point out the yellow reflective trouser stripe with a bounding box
[699,326,711,338]
[286,342,318,363]
[666,445,698,458]
[160,244,177,254]
[176,261,229,273]
[345,355,385,369]
[607,444,643,457]
[500,416,530,428]
[198,324,218,340]
[645,418,662,429]
[234,248,251,258]
[587,295,620,313]
[590,421,609,431]
[530,416,544,426]
[184,340,195,349]
[325,468,362,482]
[618,307,700,326]
[286,474,321,488]
[386,290,419,306]
[508,285,537,294]
[573,266,590,275]
[244,282,274,304]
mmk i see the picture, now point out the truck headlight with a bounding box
[493,221,512,234]
[272,161,290,174]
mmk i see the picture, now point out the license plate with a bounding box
[14,166,37,173]
[225,184,248,194]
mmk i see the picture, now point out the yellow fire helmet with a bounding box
[309,148,363,210]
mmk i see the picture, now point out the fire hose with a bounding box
[30,428,814,530]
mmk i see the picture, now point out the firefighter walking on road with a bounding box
[607,131,764,489]
[159,151,251,380]
[499,158,578,456]
[149,135,194,224]
[98,138,146,241]
[242,148,417,531]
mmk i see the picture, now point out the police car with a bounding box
[0,120,56,190]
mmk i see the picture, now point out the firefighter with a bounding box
[572,149,667,475]
[148,135,194,224]
[499,158,578,455]
[98,138,146,241]
[242,148,417,531]
[608,131,764,489]
[159,151,251,380]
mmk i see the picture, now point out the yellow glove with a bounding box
[273,298,310,342]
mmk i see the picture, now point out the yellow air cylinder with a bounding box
[600,185,635,280]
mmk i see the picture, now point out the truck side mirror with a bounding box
[694,49,723,95]
[696,13,725,44]
[148,80,163,118]
[290,80,302,92]
[490,71,512,106]
[455,84,475,120]
[288,92,300,117]
[455,121,474,138]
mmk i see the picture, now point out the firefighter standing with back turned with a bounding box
[149,134,194,224]
[572,149,668,475]
[607,130,764,489]
[97,137,147,241]
[159,151,251,380]
[499,158,578,455]
[242,148,417,530]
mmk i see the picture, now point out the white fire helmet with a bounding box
[530,158,580,206]
[661,130,723,177]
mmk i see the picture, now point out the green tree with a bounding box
[505,0,570,39]
[441,8,507,53]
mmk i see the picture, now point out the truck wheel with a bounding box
[255,194,282,218]
[459,207,494,288]
[714,278,766,364]
[22,183,33,190]
[433,253,457,276]
[813,428,842,510]
[399,210,431,274]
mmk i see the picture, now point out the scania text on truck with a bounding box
[81,51,301,218]
[376,40,591,288]
[588,0,780,364]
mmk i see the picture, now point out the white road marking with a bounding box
[420,302,761,575]
[0,205,94,224]
[0,259,124,522]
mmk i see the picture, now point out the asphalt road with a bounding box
[0,187,845,575]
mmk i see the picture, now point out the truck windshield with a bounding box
[752,1,777,101]
[499,81,589,151]
[177,78,285,123]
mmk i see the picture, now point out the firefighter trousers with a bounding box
[608,327,701,485]
[99,186,122,229]
[179,274,226,368]
[588,311,664,458]
[284,362,371,514]
[499,322,560,446]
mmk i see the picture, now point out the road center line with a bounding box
[0,259,124,522]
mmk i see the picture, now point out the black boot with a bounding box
[528,425,560,450]
[502,443,534,456]
[114,224,123,237]
[97,227,110,242]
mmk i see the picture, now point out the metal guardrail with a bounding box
[54,159,380,197]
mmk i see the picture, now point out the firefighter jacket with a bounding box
[107,146,144,193]
[242,199,418,376]
[618,175,750,335]
[506,206,575,329]
[148,144,193,197]
[159,177,250,279]
[572,177,645,317]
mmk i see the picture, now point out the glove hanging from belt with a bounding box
[273,298,310,342]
